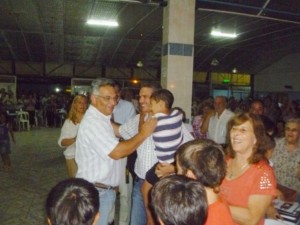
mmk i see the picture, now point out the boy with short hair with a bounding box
[46,178,100,225]
[151,174,208,225]
[176,139,234,225]
[141,89,183,225]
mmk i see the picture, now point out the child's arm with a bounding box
[155,163,175,178]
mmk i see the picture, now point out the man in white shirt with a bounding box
[75,78,156,225]
[115,83,194,225]
[109,81,137,225]
[207,96,234,146]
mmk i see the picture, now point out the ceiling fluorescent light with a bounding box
[211,30,237,38]
[87,19,119,27]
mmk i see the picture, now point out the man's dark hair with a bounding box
[151,175,208,225]
[150,89,174,110]
[113,80,121,89]
[46,178,99,225]
[140,82,162,92]
[176,139,226,193]
[250,99,264,107]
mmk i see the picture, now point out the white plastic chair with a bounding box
[17,111,30,131]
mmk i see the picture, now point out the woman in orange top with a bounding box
[220,113,277,225]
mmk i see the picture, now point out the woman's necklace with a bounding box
[228,162,249,179]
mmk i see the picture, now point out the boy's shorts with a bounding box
[145,162,160,185]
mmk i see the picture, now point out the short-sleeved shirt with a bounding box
[153,109,183,164]
[220,160,277,225]
[113,99,136,183]
[58,119,79,159]
[272,137,300,192]
[75,105,120,186]
[119,114,194,179]
[208,109,234,144]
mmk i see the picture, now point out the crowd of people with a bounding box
[54,78,300,225]
[1,78,299,225]
[0,88,73,129]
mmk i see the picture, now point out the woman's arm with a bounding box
[229,194,273,225]
[58,119,77,147]
[60,137,76,147]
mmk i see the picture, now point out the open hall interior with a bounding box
[0,1,300,225]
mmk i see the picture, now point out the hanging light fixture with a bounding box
[87,19,119,27]
[136,60,143,68]
[211,29,237,38]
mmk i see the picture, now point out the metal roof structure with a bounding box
[0,0,299,77]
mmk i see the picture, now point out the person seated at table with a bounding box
[151,174,208,225]
[220,112,277,225]
[46,178,100,225]
[271,118,300,203]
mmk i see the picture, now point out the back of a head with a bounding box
[46,178,99,225]
[176,139,226,191]
[151,175,208,225]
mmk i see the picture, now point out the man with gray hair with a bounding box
[75,78,157,225]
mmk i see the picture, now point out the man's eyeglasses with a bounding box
[285,127,300,132]
[94,95,118,102]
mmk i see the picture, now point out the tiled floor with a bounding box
[0,127,67,225]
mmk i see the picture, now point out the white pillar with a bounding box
[161,0,195,122]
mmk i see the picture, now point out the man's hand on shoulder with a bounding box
[139,116,157,138]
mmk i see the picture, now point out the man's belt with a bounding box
[94,182,118,191]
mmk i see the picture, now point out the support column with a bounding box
[161,0,195,122]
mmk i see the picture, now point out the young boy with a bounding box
[46,178,100,225]
[141,89,183,225]
[151,174,208,225]
[0,112,15,171]
[176,139,234,225]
